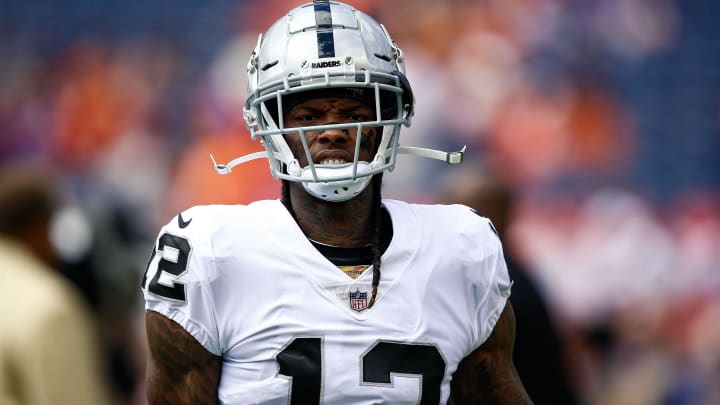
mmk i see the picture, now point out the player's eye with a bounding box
[295,114,319,122]
[347,114,367,121]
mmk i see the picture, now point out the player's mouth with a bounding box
[319,158,347,165]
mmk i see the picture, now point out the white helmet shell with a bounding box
[211,1,465,200]
[243,0,414,202]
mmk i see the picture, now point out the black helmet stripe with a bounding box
[313,0,336,58]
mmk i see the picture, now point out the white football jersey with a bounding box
[142,199,511,404]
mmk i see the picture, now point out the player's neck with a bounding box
[287,183,376,247]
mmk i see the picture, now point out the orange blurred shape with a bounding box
[565,87,633,170]
[489,84,633,184]
[489,86,570,184]
[52,43,125,170]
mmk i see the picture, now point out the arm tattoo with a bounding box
[146,310,222,404]
[451,303,534,404]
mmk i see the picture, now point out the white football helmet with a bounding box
[212,0,464,202]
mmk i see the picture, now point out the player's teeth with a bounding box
[321,159,346,165]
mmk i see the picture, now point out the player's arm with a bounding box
[146,310,222,405]
[451,302,533,404]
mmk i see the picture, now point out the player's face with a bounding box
[283,97,378,167]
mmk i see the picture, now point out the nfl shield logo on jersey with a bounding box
[349,289,368,312]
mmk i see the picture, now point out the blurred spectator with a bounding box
[0,163,112,405]
[440,165,578,405]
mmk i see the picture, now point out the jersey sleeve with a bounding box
[141,206,222,356]
[460,208,513,349]
[473,230,512,348]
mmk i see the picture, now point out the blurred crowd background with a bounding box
[1,0,719,404]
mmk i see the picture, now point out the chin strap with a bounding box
[210,152,268,175]
[397,145,466,164]
[211,145,466,175]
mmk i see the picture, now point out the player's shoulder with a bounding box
[159,200,279,236]
[152,200,283,260]
[385,199,499,239]
[146,200,284,282]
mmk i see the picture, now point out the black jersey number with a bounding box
[277,338,322,403]
[141,233,190,301]
[277,338,445,404]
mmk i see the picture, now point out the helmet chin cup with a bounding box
[300,162,373,202]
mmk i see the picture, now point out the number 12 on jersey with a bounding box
[277,337,446,404]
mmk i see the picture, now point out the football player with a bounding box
[142,1,532,403]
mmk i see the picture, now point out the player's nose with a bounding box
[317,122,350,145]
